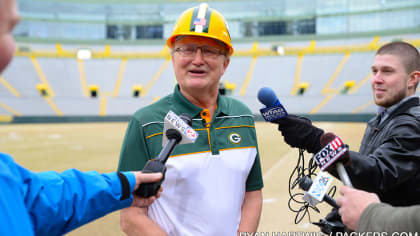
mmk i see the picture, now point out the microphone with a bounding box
[162,111,198,146]
[135,111,198,197]
[314,133,353,187]
[257,87,288,122]
[300,175,339,209]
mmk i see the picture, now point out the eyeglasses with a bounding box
[174,45,226,59]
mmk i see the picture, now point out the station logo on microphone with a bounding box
[165,110,198,142]
[260,106,288,122]
[314,136,348,171]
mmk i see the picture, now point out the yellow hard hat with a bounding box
[166,3,234,55]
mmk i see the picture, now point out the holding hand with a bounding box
[131,172,163,207]
[336,186,380,230]
[276,115,324,153]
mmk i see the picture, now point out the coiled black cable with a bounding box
[287,148,337,224]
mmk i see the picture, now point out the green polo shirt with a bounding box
[118,85,263,191]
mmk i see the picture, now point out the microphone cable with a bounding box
[287,148,337,224]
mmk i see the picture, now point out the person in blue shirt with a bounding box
[0,0,162,235]
[0,152,162,236]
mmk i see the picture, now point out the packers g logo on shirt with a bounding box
[229,132,241,144]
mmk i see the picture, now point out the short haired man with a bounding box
[118,3,263,235]
[276,41,420,206]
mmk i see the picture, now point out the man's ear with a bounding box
[223,56,230,71]
[408,71,420,90]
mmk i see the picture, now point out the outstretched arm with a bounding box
[18,159,161,236]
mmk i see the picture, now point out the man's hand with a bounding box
[131,172,163,207]
[336,186,380,230]
[275,115,324,153]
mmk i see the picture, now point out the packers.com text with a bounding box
[239,232,418,236]
[239,232,324,236]
[335,232,418,236]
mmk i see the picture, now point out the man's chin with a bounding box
[0,59,9,73]
[374,97,386,107]
[374,97,397,108]
[186,80,207,89]
[0,34,15,73]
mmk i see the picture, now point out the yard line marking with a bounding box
[263,198,277,203]
[263,149,298,180]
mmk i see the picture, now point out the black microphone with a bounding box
[135,112,197,198]
[299,176,339,209]
[314,133,353,187]
[257,87,288,122]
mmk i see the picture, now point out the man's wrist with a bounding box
[117,171,136,200]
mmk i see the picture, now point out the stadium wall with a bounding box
[2,113,375,124]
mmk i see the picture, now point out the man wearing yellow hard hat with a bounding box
[118,3,263,235]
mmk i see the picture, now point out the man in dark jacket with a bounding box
[276,41,420,207]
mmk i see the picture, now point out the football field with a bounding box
[0,121,366,235]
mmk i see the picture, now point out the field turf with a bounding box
[0,121,366,235]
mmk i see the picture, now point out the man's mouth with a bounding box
[188,69,206,76]
[374,88,386,97]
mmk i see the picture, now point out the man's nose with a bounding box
[191,48,205,64]
[372,72,384,84]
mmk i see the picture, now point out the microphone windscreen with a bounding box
[257,87,278,107]
[320,132,336,147]
[179,113,192,126]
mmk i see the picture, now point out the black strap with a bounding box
[117,172,131,201]
[375,109,386,126]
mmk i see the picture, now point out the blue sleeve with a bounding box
[0,152,136,236]
[0,153,35,236]
[23,169,136,236]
